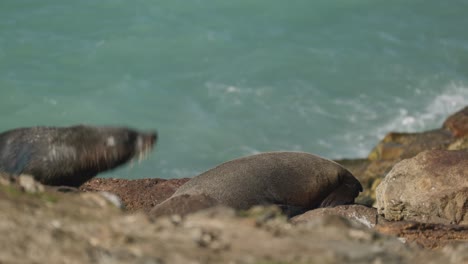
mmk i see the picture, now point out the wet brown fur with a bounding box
[151,151,362,218]
[0,125,157,187]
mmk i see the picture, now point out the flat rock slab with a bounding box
[376,150,468,225]
[375,221,468,249]
[80,177,190,212]
[290,205,384,228]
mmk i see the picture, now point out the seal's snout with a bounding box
[148,132,157,147]
[134,131,157,163]
[135,131,157,148]
[140,131,158,150]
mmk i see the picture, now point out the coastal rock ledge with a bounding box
[1,106,468,263]
[1,178,467,264]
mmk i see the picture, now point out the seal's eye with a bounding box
[106,136,116,147]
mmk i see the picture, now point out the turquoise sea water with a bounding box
[1,1,467,179]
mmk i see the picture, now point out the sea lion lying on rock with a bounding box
[0,125,157,187]
[151,151,362,218]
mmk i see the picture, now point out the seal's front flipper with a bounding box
[277,204,307,218]
[319,172,363,208]
[49,186,80,193]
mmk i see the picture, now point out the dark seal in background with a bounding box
[0,125,157,187]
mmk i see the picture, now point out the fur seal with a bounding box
[151,151,362,218]
[0,125,157,187]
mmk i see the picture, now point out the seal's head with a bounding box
[0,125,158,187]
[89,126,157,168]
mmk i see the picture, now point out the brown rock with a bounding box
[376,150,468,225]
[448,136,468,151]
[343,106,468,207]
[334,158,370,177]
[5,181,462,264]
[80,177,190,212]
[368,129,454,161]
[443,106,468,137]
[375,221,468,249]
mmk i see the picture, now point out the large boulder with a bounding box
[376,150,468,225]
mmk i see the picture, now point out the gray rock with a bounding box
[376,150,468,225]
[290,205,384,228]
[18,174,45,193]
[98,191,125,209]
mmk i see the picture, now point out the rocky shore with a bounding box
[1,106,467,263]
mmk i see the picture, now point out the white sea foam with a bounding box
[332,83,468,159]
[375,82,468,138]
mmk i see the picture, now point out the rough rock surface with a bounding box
[443,106,468,137]
[80,177,190,212]
[367,130,454,161]
[290,204,385,228]
[1,180,467,264]
[336,106,468,206]
[376,150,468,225]
[375,221,468,249]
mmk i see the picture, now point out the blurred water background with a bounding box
[1,0,467,179]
